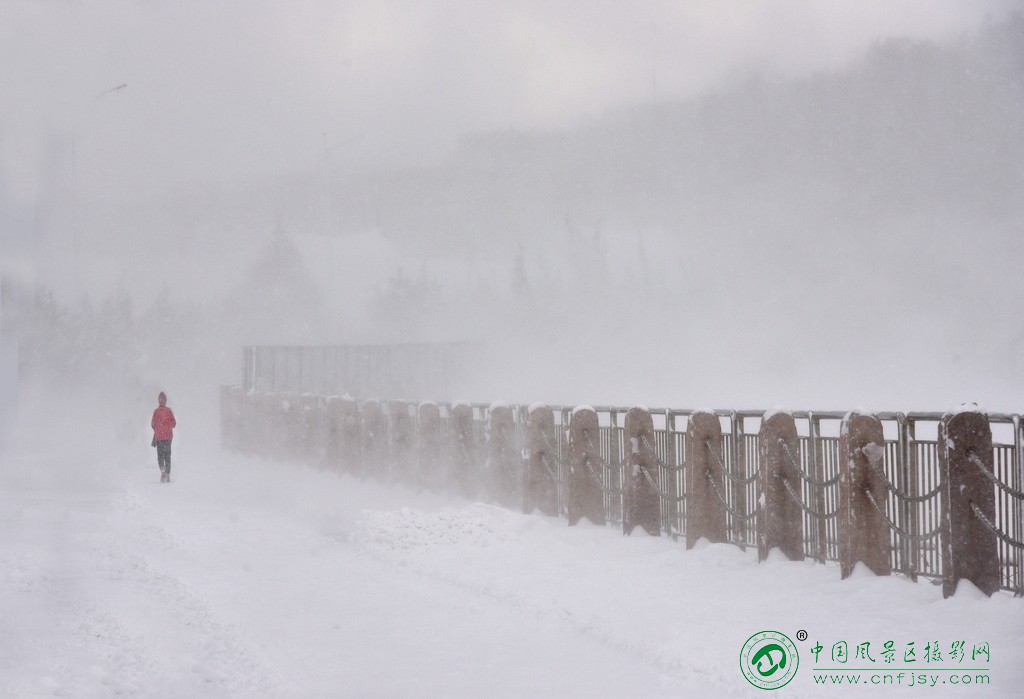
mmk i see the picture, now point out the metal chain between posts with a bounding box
[637,463,687,502]
[538,433,570,466]
[863,489,943,542]
[865,457,943,503]
[779,438,839,487]
[704,469,759,520]
[782,478,840,519]
[968,451,1024,500]
[583,433,619,472]
[969,502,1024,549]
[538,452,562,485]
[639,434,684,471]
[582,456,624,495]
[703,438,760,485]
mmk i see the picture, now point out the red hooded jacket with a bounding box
[152,392,177,441]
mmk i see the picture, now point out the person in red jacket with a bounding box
[151,391,177,482]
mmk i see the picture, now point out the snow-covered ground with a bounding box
[2,408,1022,698]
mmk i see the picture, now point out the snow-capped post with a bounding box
[315,395,330,465]
[267,393,283,458]
[486,403,518,507]
[623,407,660,536]
[324,396,341,467]
[525,403,559,516]
[285,393,304,460]
[238,389,255,454]
[839,411,891,579]
[361,400,386,480]
[757,410,803,562]
[279,393,293,458]
[256,391,270,456]
[939,406,1000,598]
[338,396,360,473]
[255,393,271,457]
[686,410,728,548]
[567,406,605,526]
[280,393,295,460]
[389,400,413,482]
[417,402,442,487]
[449,402,476,496]
[300,393,319,465]
[266,393,285,460]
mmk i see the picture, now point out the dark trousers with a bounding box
[156,440,172,475]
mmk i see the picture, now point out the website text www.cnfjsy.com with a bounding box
[813,672,990,688]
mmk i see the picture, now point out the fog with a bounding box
[2,1,1023,421]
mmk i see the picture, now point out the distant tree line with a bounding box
[314,14,1023,251]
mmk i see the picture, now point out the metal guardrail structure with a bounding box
[242,343,479,401]
[220,389,1024,596]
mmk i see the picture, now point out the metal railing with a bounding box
[220,389,1024,596]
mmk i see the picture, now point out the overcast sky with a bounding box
[2,1,1022,413]
[1,0,1017,208]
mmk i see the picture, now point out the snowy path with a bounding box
[2,435,1022,697]
[1,444,709,698]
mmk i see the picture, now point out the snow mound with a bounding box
[354,503,519,553]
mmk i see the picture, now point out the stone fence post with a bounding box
[418,402,442,487]
[623,407,660,536]
[277,393,291,458]
[486,403,518,506]
[525,404,559,516]
[449,402,477,496]
[839,411,890,578]
[757,410,803,561]
[220,385,242,451]
[238,390,256,455]
[253,392,267,458]
[338,397,360,473]
[389,400,413,482]
[686,410,727,548]
[324,396,341,468]
[939,407,999,597]
[361,400,385,480]
[283,393,303,460]
[567,407,605,526]
[299,392,319,465]
[263,393,283,460]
